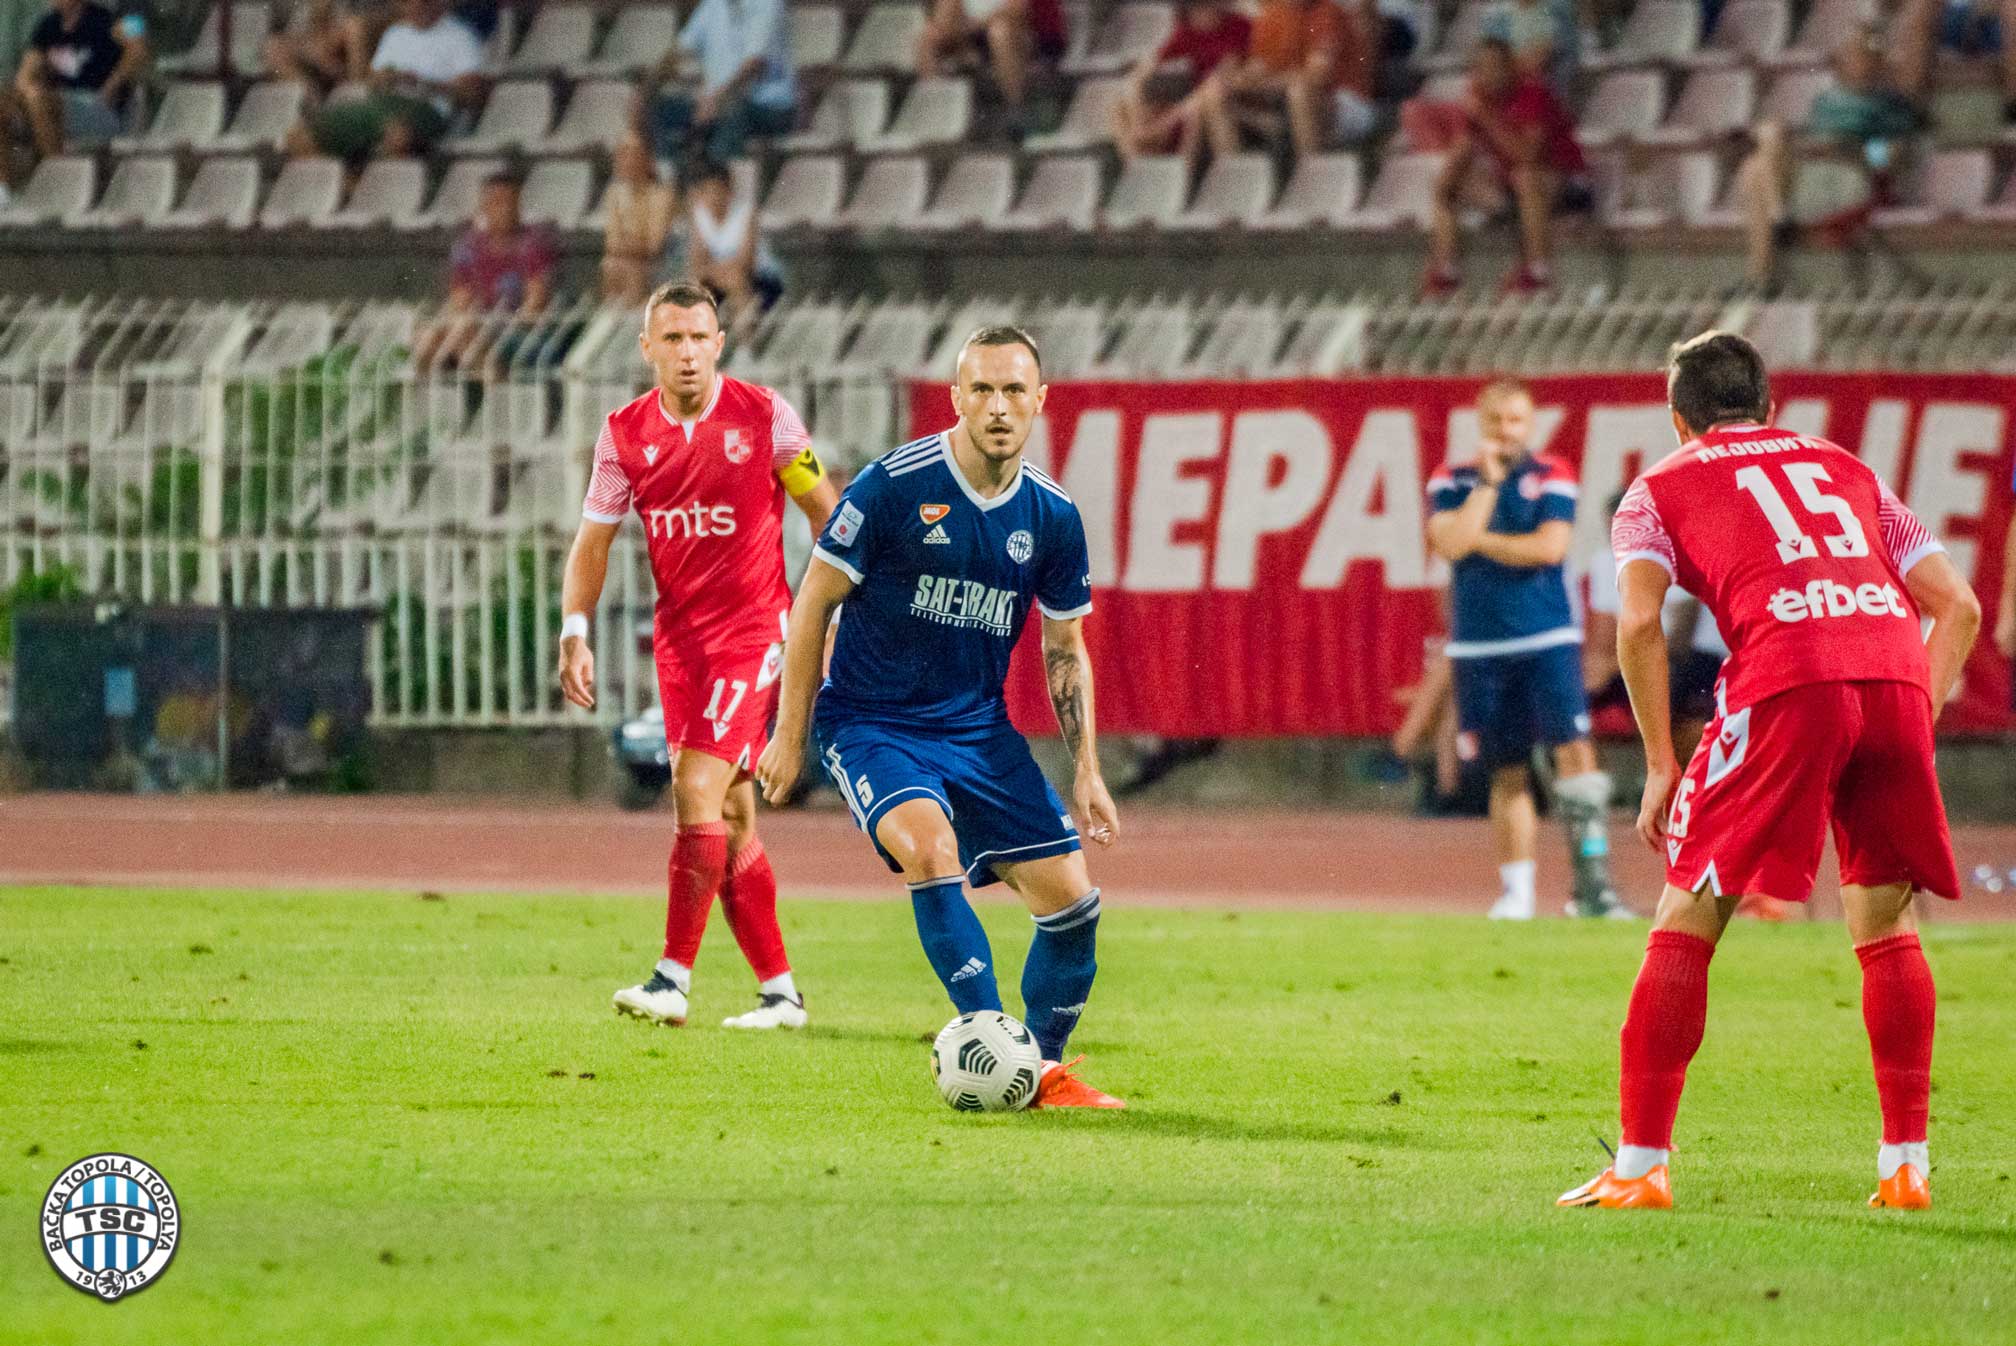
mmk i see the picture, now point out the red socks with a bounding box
[720,838,791,982]
[1619,930,1715,1150]
[1857,932,1936,1145]
[663,822,728,966]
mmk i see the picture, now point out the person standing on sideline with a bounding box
[1427,379,1628,920]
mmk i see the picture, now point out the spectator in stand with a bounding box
[681,158,784,338]
[647,0,796,165]
[1425,37,1590,296]
[288,0,487,162]
[414,172,557,376]
[1197,0,1380,159]
[1732,30,1926,293]
[266,0,373,99]
[917,0,1068,123]
[602,133,678,305]
[1111,0,1251,162]
[1482,0,1579,93]
[1898,0,2016,124]
[0,0,149,187]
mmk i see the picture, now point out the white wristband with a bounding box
[560,613,589,641]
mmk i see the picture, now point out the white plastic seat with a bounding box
[1585,0,1701,69]
[918,153,1014,228]
[837,156,930,228]
[1061,2,1175,75]
[1188,299,1287,376]
[791,6,848,69]
[1782,0,1866,65]
[1686,0,1789,66]
[214,81,306,151]
[542,79,633,152]
[73,156,177,228]
[1171,153,1274,228]
[1874,149,1993,226]
[402,157,505,230]
[1101,154,1186,228]
[1642,67,1757,143]
[1577,70,1665,147]
[161,2,270,76]
[761,155,846,228]
[1603,149,1719,227]
[327,158,429,227]
[864,77,971,151]
[159,156,260,227]
[1343,152,1445,230]
[840,300,939,371]
[113,81,227,151]
[1258,154,1361,228]
[1023,76,1125,152]
[453,80,553,152]
[521,159,594,229]
[0,156,95,226]
[1759,68,1831,128]
[581,5,681,74]
[994,155,1101,230]
[1966,166,2016,222]
[780,79,890,150]
[1102,302,1193,377]
[505,5,596,72]
[842,4,927,71]
[259,156,344,228]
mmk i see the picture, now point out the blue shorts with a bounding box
[815,712,1081,888]
[1452,641,1592,771]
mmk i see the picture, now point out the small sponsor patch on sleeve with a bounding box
[830,501,864,547]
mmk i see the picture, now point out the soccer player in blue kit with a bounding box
[755,325,1126,1108]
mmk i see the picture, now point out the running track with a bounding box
[3,795,2013,918]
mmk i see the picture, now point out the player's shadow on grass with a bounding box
[1087,1108,1424,1148]
[803,1025,951,1050]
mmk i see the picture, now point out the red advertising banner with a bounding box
[905,374,2016,737]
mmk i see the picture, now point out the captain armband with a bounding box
[777,445,827,496]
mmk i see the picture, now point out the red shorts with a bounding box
[652,635,783,774]
[1663,680,1959,903]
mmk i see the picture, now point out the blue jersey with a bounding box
[1428,452,1580,658]
[811,431,1094,729]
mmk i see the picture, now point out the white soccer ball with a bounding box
[930,1011,1043,1112]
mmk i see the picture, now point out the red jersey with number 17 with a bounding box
[582,376,816,653]
[1610,423,1944,710]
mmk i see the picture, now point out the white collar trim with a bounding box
[657,377,723,439]
[940,430,1022,511]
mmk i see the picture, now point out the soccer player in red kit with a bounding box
[1559,332,1981,1212]
[558,282,839,1030]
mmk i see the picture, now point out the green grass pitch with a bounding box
[4,885,2015,1345]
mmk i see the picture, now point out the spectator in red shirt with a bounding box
[1426,37,1590,296]
[1112,0,1251,162]
[415,172,558,376]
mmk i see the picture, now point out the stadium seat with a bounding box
[1584,0,1701,69]
[841,4,927,72]
[0,156,95,226]
[1102,154,1187,228]
[917,153,1014,228]
[1686,0,1789,66]
[72,156,177,228]
[259,156,344,228]
[1758,68,1831,127]
[504,5,597,73]
[159,156,260,228]
[1189,297,1291,376]
[542,80,633,152]
[520,159,595,229]
[1024,77,1125,152]
[780,79,891,150]
[1027,301,1107,377]
[994,155,1102,230]
[1967,165,2016,222]
[840,299,939,371]
[1874,149,1993,225]
[1061,2,1175,76]
[750,298,858,375]
[113,81,227,152]
[580,5,681,75]
[865,77,972,151]
[1420,1,1489,72]
[160,2,271,76]
[1603,149,1720,227]
[213,81,307,151]
[838,157,931,228]
[1172,153,1275,228]
[1642,67,1757,144]
[453,80,554,152]
[1344,152,1446,230]
[401,157,505,231]
[326,158,429,228]
[1577,70,1667,147]
[1102,299,1193,376]
[1782,0,1864,65]
[791,6,848,71]
[761,155,847,229]
[1259,154,1361,229]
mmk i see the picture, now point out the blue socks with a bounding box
[1021,889,1101,1062]
[909,877,1002,1014]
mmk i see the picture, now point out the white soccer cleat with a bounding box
[1489,890,1537,921]
[613,972,688,1025]
[721,992,808,1030]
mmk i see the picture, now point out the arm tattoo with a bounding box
[1045,645,1087,759]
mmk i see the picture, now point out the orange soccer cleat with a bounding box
[1556,1165,1673,1209]
[1029,1056,1125,1110]
[1869,1164,1931,1210]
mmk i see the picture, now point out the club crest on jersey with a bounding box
[1006,530,1034,564]
[1518,474,1543,500]
[919,504,950,526]
[722,430,752,465]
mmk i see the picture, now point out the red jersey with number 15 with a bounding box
[1610,423,1944,709]
[583,376,815,653]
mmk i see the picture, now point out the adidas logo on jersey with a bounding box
[1767,579,1908,624]
[949,957,988,983]
[923,523,951,545]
